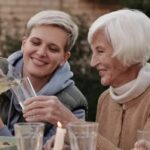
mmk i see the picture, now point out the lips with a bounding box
[98,69,106,76]
[32,58,47,66]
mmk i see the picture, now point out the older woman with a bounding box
[88,9,150,150]
[0,10,87,143]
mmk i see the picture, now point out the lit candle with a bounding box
[53,121,67,150]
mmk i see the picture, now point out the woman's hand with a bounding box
[134,140,150,150]
[23,96,79,127]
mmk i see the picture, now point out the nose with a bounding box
[90,53,99,67]
[36,45,47,56]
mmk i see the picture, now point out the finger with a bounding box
[24,96,49,105]
[24,108,46,121]
[23,107,46,117]
[24,109,56,122]
[23,100,50,112]
[24,105,59,124]
[24,97,60,112]
[25,115,44,122]
[24,104,56,118]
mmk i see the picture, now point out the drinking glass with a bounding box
[67,122,99,150]
[0,57,20,94]
[14,122,44,150]
[11,77,36,110]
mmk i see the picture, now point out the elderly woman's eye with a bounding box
[97,49,104,53]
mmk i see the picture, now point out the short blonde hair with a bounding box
[26,10,78,51]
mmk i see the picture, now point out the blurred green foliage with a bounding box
[119,0,150,16]
[2,35,21,56]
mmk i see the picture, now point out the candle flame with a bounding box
[57,121,62,128]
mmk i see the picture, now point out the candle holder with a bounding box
[67,122,98,150]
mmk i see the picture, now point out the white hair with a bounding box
[26,10,78,51]
[88,9,150,66]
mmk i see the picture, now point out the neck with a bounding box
[28,76,50,92]
[109,63,150,103]
[23,70,51,92]
[112,64,142,88]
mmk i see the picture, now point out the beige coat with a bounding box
[96,86,150,150]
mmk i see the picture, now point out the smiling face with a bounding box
[22,25,70,80]
[90,29,139,87]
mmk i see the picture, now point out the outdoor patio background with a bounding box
[0,0,120,47]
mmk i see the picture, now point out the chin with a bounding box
[28,71,43,78]
[101,80,110,86]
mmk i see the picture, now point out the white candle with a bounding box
[53,121,66,150]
